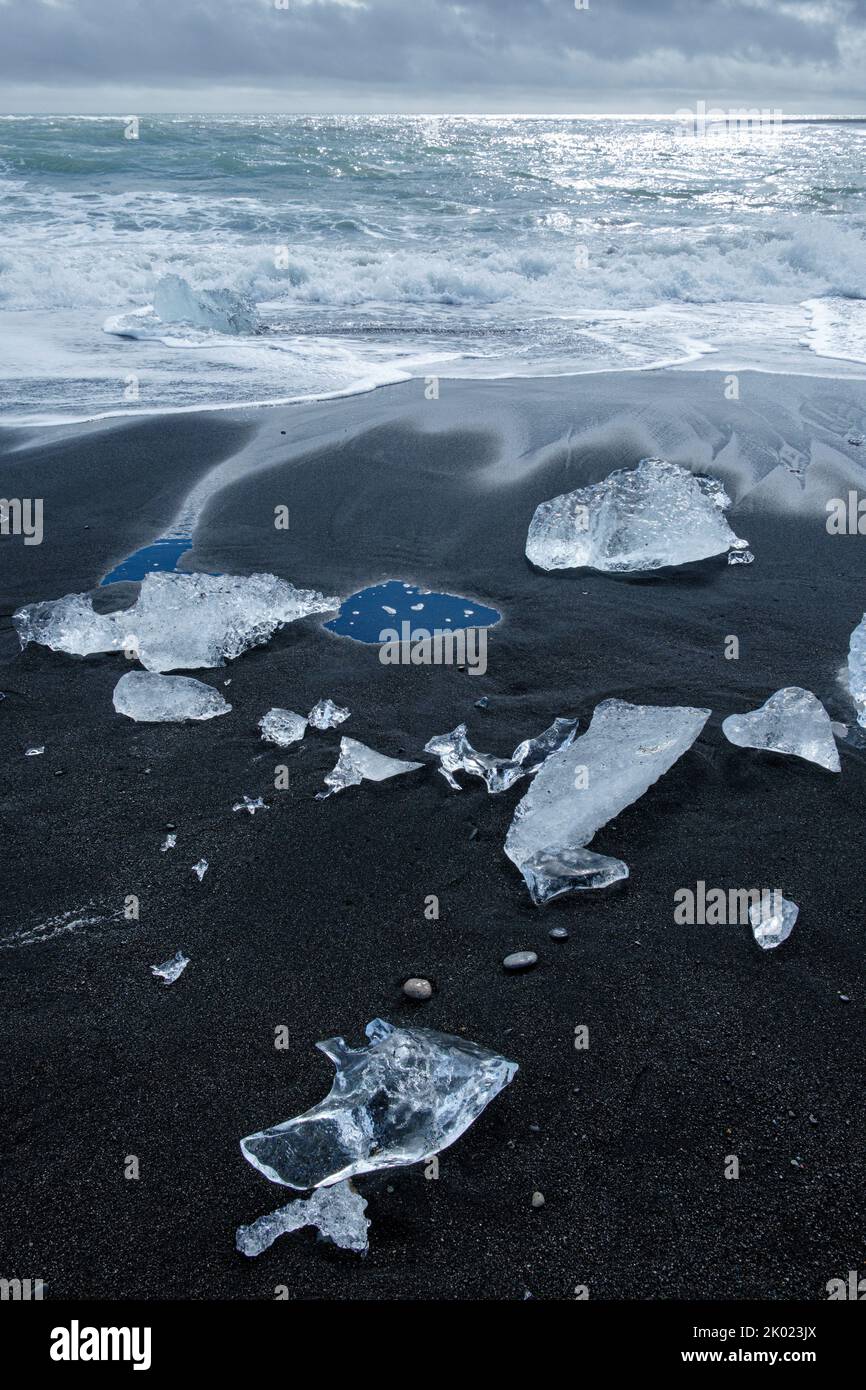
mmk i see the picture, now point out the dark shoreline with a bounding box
[1,369,865,1300]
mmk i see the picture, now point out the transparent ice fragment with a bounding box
[749,894,798,950]
[153,273,257,335]
[848,613,866,728]
[236,1181,370,1257]
[240,1018,517,1189]
[425,717,577,793]
[233,795,267,814]
[259,707,308,747]
[151,950,189,984]
[317,738,422,799]
[727,549,754,565]
[505,699,710,898]
[25,745,45,756]
[519,846,629,906]
[14,571,339,673]
[191,859,208,881]
[113,671,231,722]
[526,458,743,572]
[308,698,350,730]
[161,833,177,852]
[722,687,840,772]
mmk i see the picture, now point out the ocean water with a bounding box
[1,114,865,422]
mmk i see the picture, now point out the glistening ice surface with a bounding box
[236,1182,370,1257]
[722,687,840,772]
[240,1018,517,1189]
[526,458,742,572]
[14,571,340,672]
[113,672,232,722]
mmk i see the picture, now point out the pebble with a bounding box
[549,926,569,941]
[531,1191,545,1208]
[403,977,432,1000]
[503,951,537,972]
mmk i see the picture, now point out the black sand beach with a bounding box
[2,370,865,1301]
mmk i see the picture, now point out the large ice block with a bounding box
[526,457,743,572]
[505,699,710,899]
[240,1018,517,1189]
[14,571,339,672]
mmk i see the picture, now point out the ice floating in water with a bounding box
[151,950,189,984]
[526,458,744,572]
[113,672,232,722]
[317,738,423,798]
[151,274,257,335]
[749,894,798,950]
[722,687,840,772]
[192,859,208,881]
[14,571,339,673]
[259,708,308,748]
[424,717,578,793]
[308,698,350,730]
[236,1181,370,1257]
[240,1017,517,1189]
[519,846,629,906]
[848,613,866,728]
[505,699,710,902]
[233,795,267,815]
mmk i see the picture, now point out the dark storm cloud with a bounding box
[0,0,862,106]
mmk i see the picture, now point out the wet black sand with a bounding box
[1,371,865,1300]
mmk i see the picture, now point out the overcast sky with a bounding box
[1,0,865,114]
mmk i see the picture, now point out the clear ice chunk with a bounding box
[151,950,189,984]
[153,273,257,335]
[317,738,423,799]
[14,571,339,673]
[240,1018,517,1189]
[728,549,754,565]
[233,795,267,814]
[526,457,743,572]
[259,707,308,747]
[308,698,350,730]
[505,699,710,898]
[519,846,629,906]
[425,717,578,793]
[848,613,866,728]
[191,859,208,880]
[749,894,798,950]
[113,672,231,722]
[161,833,177,852]
[236,1181,370,1257]
[722,687,840,772]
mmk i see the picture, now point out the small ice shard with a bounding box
[526,458,744,572]
[25,746,45,756]
[14,571,339,673]
[240,1018,517,1189]
[848,613,866,728]
[519,846,629,906]
[236,1181,370,1257]
[722,687,840,772]
[505,699,710,899]
[317,738,422,798]
[151,950,189,984]
[425,717,578,794]
[749,894,798,950]
[727,549,754,565]
[259,707,308,747]
[307,698,350,730]
[113,671,231,722]
[233,795,267,814]
[191,859,208,881]
[160,833,177,852]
